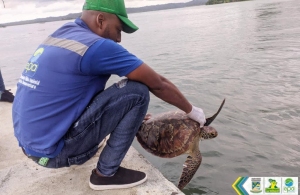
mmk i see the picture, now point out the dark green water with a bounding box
[1,0,299,194]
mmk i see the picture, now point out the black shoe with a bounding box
[0,89,14,103]
[89,167,147,190]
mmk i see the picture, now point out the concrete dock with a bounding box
[0,89,184,195]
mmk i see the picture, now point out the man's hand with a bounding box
[187,106,206,127]
[144,113,151,121]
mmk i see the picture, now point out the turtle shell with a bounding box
[136,111,200,158]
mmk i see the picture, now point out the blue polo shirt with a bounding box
[13,18,143,158]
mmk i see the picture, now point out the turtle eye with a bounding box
[210,132,216,138]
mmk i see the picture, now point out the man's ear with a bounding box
[96,13,105,29]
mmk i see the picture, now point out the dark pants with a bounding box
[25,79,149,176]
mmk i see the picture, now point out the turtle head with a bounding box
[200,126,218,140]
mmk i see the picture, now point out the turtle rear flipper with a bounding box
[178,150,202,190]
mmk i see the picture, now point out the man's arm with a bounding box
[126,63,192,113]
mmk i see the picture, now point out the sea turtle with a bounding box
[136,99,225,190]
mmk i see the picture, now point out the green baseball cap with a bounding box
[83,0,138,33]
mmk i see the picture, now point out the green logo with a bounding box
[38,157,49,167]
[283,178,295,193]
[285,178,293,186]
[265,179,280,193]
[24,47,44,77]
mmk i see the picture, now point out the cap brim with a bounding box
[117,15,138,34]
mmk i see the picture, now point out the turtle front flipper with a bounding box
[178,150,202,190]
[204,98,225,126]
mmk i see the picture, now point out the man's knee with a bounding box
[116,79,149,103]
[129,80,150,103]
[131,81,149,95]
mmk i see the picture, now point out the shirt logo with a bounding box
[24,47,44,77]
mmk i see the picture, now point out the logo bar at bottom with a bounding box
[232,177,298,195]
